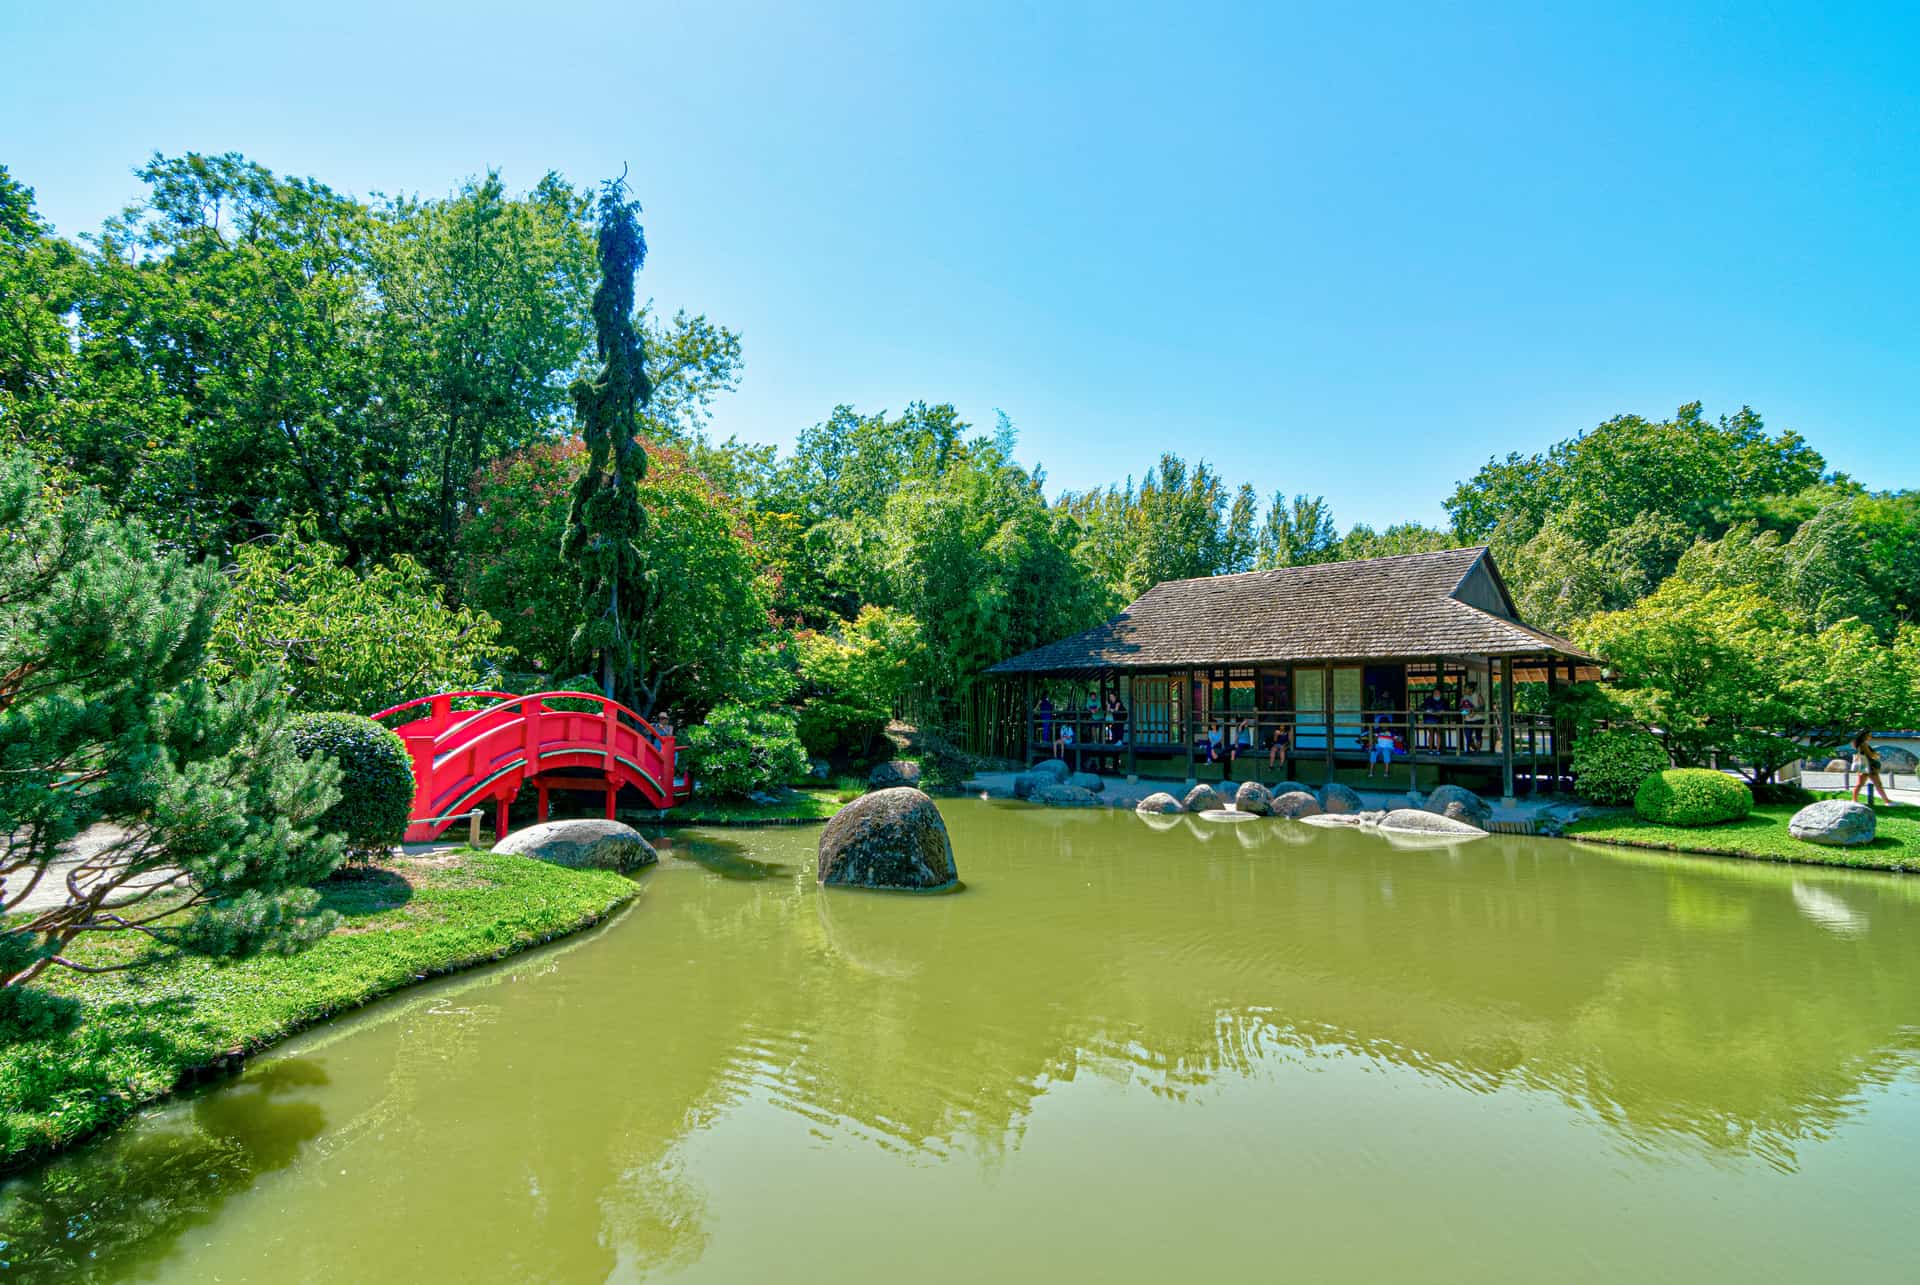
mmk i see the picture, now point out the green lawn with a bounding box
[1565,800,1920,873]
[0,851,636,1172]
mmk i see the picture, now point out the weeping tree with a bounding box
[562,177,655,704]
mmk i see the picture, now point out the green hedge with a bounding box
[1633,768,1753,827]
[1571,728,1669,807]
[683,702,809,799]
[286,712,415,862]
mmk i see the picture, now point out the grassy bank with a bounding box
[1,851,637,1172]
[639,782,862,826]
[1565,800,1920,872]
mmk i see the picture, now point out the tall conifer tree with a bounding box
[562,178,653,701]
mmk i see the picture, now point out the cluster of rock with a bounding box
[1014,759,1104,808]
[1133,778,1495,840]
[867,760,923,790]
[817,787,959,890]
[1787,799,1877,847]
[493,819,658,871]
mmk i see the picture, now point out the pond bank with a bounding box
[0,850,638,1174]
[1566,801,1920,873]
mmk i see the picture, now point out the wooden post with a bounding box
[1184,668,1197,780]
[536,781,550,823]
[1546,655,1561,795]
[467,809,482,847]
[1323,661,1335,787]
[1499,655,1516,805]
[1125,674,1137,778]
[495,796,511,843]
[1023,674,1034,766]
[605,782,617,820]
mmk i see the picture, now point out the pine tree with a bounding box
[0,449,342,1009]
[562,177,654,702]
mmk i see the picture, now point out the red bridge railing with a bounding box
[371,690,680,842]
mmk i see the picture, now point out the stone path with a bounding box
[4,824,183,917]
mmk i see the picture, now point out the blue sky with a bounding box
[4,1,1915,529]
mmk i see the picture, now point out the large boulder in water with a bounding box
[1136,791,1183,815]
[1379,808,1485,837]
[1067,771,1105,794]
[1788,800,1877,847]
[1033,783,1101,808]
[867,759,922,791]
[1233,781,1274,815]
[1182,783,1226,813]
[1272,790,1323,819]
[1268,780,1314,799]
[817,788,957,890]
[1320,782,1364,815]
[1029,758,1072,784]
[1423,784,1491,830]
[1012,772,1045,800]
[493,819,657,872]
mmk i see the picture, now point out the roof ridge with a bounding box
[1141,545,1487,594]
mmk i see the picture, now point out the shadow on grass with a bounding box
[0,1057,330,1281]
[316,866,413,917]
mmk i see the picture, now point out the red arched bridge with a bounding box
[372,690,681,842]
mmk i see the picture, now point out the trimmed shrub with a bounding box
[286,713,415,863]
[1633,768,1754,827]
[683,703,809,799]
[1571,728,1670,807]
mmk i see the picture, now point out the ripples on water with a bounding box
[7,801,1920,1282]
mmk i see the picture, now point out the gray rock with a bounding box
[1012,771,1044,800]
[1182,783,1227,813]
[1378,808,1485,836]
[1033,783,1101,808]
[867,760,922,790]
[1788,800,1878,847]
[1067,771,1106,794]
[1233,781,1274,815]
[1423,784,1491,830]
[1320,782,1364,815]
[1441,801,1483,827]
[807,757,832,781]
[1825,758,1852,773]
[817,787,958,890]
[493,819,657,872]
[1029,758,1072,783]
[1272,790,1323,818]
[1267,780,1315,799]
[1135,791,1184,815]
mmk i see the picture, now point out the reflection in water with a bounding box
[7,805,1920,1282]
[0,1060,329,1282]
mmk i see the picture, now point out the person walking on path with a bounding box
[1850,731,1898,806]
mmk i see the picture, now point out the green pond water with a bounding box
[7,800,1920,1282]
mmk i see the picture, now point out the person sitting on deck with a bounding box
[1234,719,1254,758]
[1267,721,1291,772]
[1367,713,1396,779]
[1054,721,1075,760]
[1204,723,1226,763]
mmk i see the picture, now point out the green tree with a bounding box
[210,522,511,714]
[0,449,342,998]
[562,180,653,702]
[1335,521,1457,561]
[1577,579,1920,782]
[0,168,83,459]
[1255,493,1338,569]
[368,170,597,571]
[461,438,772,717]
[793,606,926,758]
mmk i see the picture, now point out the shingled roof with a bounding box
[988,546,1591,675]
